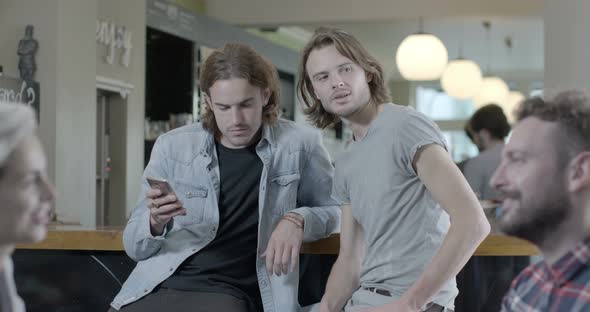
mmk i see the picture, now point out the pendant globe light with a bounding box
[503,91,525,124]
[474,77,510,108]
[396,18,448,81]
[440,23,483,99]
[441,59,482,100]
[473,21,509,108]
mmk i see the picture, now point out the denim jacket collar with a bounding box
[199,122,277,157]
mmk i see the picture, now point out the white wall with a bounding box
[0,0,97,225]
[54,0,97,225]
[97,0,146,219]
[0,0,59,189]
[544,0,590,95]
[1,0,146,225]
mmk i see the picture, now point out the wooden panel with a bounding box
[16,226,124,251]
[474,234,539,256]
[301,234,539,256]
[17,226,539,256]
[300,235,340,254]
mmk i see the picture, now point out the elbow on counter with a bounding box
[123,238,159,262]
[123,242,141,262]
[122,226,160,262]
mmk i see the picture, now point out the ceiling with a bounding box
[301,17,544,81]
[205,0,542,26]
[205,0,544,82]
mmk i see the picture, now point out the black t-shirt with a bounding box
[162,140,263,311]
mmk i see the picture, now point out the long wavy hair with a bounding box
[297,27,391,129]
[200,43,281,134]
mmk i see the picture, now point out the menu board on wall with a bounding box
[147,0,198,41]
[0,76,40,115]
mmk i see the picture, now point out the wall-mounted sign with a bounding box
[0,76,40,115]
[147,0,198,39]
[96,20,133,67]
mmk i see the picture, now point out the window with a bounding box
[415,86,478,162]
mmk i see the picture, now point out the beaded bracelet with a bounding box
[282,214,304,229]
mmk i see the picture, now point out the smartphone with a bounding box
[146,176,174,196]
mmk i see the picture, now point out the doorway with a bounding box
[96,90,127,226]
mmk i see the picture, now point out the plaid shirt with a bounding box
[501,238,590,312]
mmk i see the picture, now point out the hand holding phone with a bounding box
[146,176,174,196]
[145,177,185,235]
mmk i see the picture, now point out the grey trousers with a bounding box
[108,288,250,312]
[306,288,452,312]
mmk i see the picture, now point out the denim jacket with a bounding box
[111,120,340,311]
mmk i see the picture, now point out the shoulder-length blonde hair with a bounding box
[297,27,391,129]
[200,43,281,134]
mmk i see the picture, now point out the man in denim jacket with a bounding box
[109,43,340,312]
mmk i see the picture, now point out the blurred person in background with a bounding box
[455,124,476,173]
[463,104,511,201]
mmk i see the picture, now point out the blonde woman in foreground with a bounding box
[0,103,55,312]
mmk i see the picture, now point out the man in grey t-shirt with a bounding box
[297,27,490,312]
[463,104,511,201]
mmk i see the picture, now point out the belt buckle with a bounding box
[365,287,391,297]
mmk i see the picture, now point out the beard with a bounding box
[324,88,372,119]
[498,184,571,245]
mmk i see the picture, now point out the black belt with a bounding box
[363,286,393,297]
[361,288,449,312]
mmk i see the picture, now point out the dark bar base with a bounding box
[12,250,337,312]
[12,249,528,312]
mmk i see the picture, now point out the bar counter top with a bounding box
[16,225,539,256]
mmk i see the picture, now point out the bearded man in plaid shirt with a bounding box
[490,90,590,312]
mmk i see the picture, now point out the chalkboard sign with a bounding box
[0,76,40,115]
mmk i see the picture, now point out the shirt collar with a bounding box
[260,122,276,146]
[200,123,276,156]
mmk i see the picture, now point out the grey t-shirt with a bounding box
[463,143,504,200]
[332,103,458,309]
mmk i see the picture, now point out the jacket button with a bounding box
[144,289,148,293]
[169,267,174,272]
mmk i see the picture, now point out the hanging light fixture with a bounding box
[441,59,483,100]
[503,91,525,124]
[440,22,482,99]
[396,18,448,81]
[473,77,510,108]
[497,36,524,124]
[473,21,509,108]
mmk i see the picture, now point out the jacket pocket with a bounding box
[268,172,300,216]
[174,180,208,225]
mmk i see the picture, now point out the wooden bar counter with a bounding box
[16,225,539,256]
